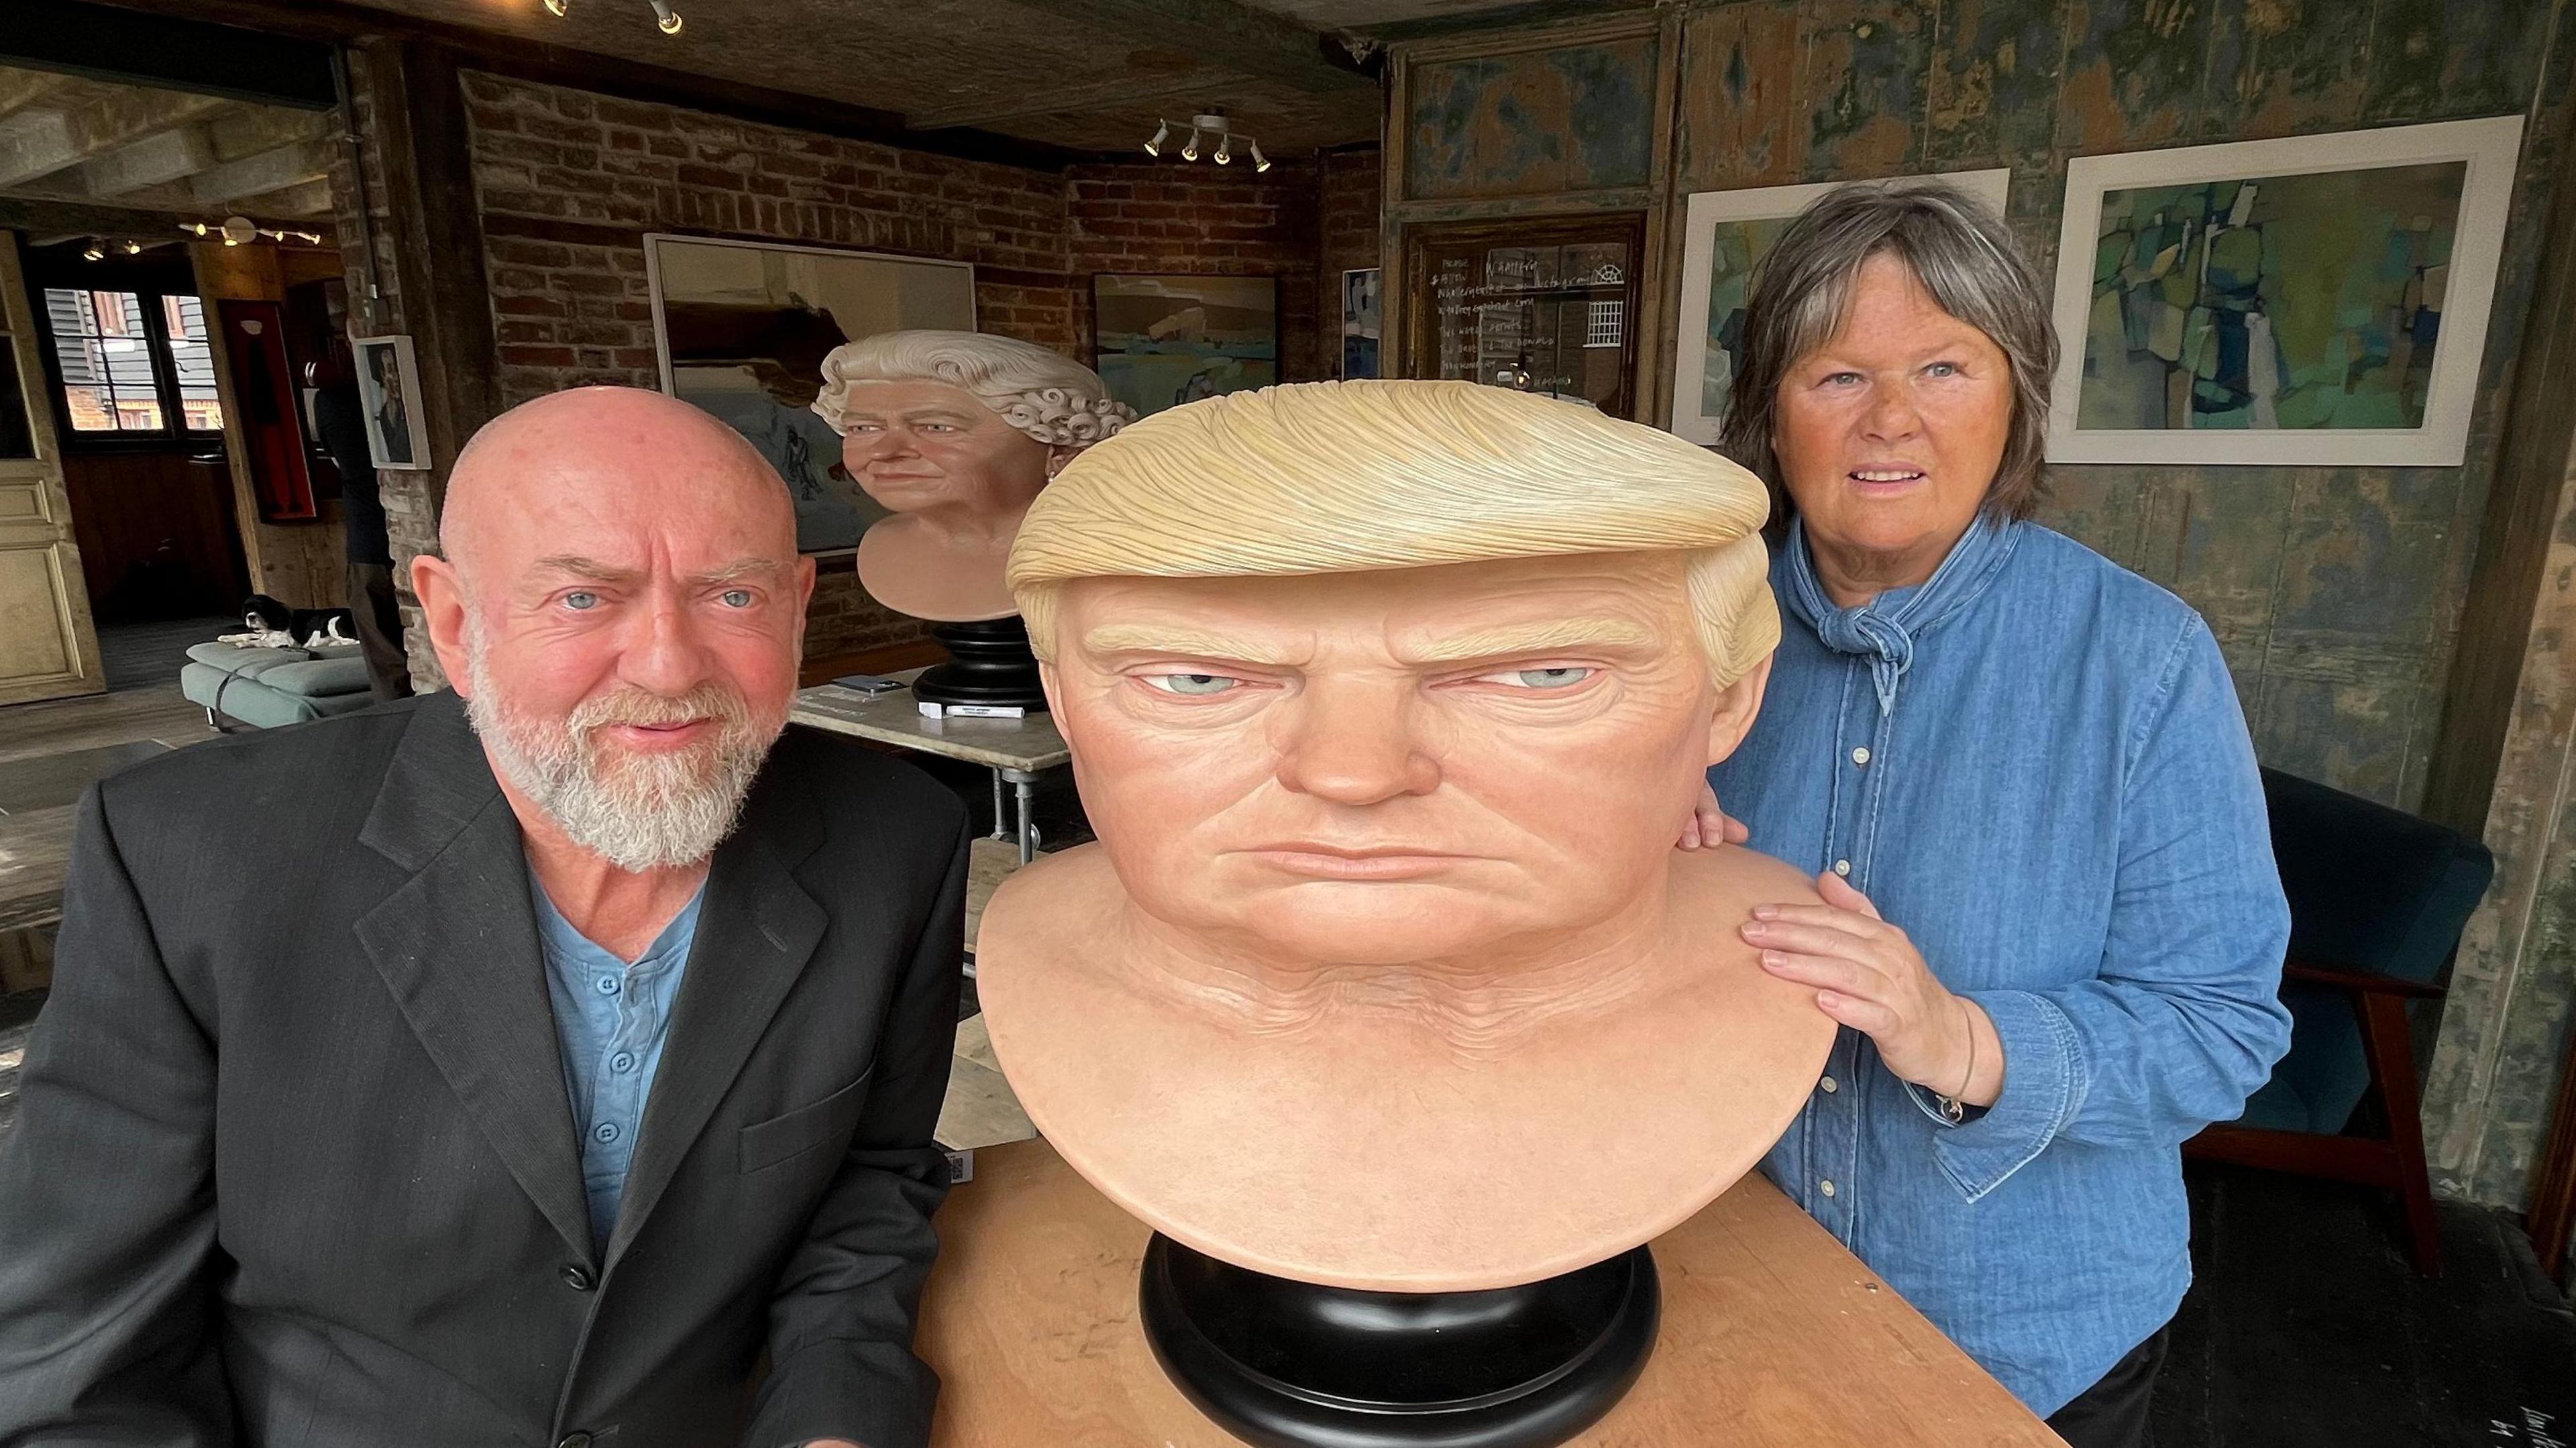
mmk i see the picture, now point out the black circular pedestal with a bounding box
[912,616,1047,712]
[1139,1235,1660,1448]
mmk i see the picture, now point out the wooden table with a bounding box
[789,682,1069,862]
[918,1138,2065,1447]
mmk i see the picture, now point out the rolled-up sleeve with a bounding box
[1927,614,2292,1201]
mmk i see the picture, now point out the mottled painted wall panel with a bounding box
[1660,0,2575,816]
[1405,37,1660,200]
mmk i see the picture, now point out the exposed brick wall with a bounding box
[459,71,1090,661]
[1317,148,1383,379]
[1064,160,1324,386]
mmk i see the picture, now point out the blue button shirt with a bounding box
[1709,516,2291,1416]
[529,870,706,1253]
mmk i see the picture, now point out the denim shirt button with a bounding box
[594,1122,619,1144]
[1819,1178,1837,1198]
[1832,859,1851,877]
[1851,746,1872,765]
[1819,1074,1839,1094]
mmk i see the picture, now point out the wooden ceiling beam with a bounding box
[1005,0,1369,95]
[0,85,228,188]
[908,66,1256,131]
[0,68,80,122]
[190,137,332,205]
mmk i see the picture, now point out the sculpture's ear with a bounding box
[1044,445,1077,480]
[1703,652,1773,767]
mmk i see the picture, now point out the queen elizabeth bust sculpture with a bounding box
[974,380,1837,1447]
[810,329,1132,622]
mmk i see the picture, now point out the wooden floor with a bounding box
[0,617,227,934]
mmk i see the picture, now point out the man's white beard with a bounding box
[460,616,786,873]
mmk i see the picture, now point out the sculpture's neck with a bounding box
[1111,894,1677,1061]
[895,500,1029,551]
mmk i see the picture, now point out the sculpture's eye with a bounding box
[1140,672,1242,696]
[1480,666,1594,689]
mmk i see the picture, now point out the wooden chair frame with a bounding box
[2186,957,2445,1275]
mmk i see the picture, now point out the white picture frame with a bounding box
[1670,169,2011,445]
[350,333,430,471]
[2046,115,2523,467]
[641,233,976,553]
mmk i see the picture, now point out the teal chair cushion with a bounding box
[2232,768,2494,1135]
[181,642,376,728]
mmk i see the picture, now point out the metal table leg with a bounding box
[987,769,1010,842]
[1002,767,1041,864]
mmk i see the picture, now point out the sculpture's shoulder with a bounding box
[1668,842,1823,922]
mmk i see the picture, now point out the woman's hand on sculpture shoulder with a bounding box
[1740,872,2005,1107]
[1676,779,1749,850]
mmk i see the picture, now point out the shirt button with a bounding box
[1819,1074,1839,1094]
[594,977,619,996]
[594,1122,620,1144]
[1832,859,1852,877]
[560,1264,594,1292]
[1851,746,1872,766]
[1819,1178,1837,1198]
[558,1435,594,1448]
[610,1051,636,1072]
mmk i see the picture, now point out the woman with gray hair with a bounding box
[1682,180,2292,1446]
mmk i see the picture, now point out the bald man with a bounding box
[0,388,971,1448]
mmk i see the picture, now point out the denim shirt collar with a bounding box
[1782,512,2023,716]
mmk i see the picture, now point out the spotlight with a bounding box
[81,241,104,262]
[1144,119,1169,157]
[1214,134,1232,164]
[650,0,681,32]
[543,0,566,12]
[1180,129,1199,162]
[1249,138,1270,172]
[122,239,143,254]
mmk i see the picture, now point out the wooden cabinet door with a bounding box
[0,230,106,706]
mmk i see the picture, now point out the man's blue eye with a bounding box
[720,589,753,608]
[564,591,598,611]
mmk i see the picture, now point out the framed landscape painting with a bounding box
[1093,274,1277,416]
[2046,117,2522,467]
[644,234,975,552]
[1669,170,2010,445]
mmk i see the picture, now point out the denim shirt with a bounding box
[529,869,707,1253]
[1708,516,2291,1416]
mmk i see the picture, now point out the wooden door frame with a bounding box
[0,229,107,706]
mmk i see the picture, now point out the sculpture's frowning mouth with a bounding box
[1238,845,1474,881]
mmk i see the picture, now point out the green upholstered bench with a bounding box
[180,641,377,730]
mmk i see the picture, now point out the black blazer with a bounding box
[0,691,969,1448]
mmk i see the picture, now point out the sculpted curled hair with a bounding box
[811,330,1135,447]
[1008,380,1779,687]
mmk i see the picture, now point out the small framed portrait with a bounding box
[350,333,430,471]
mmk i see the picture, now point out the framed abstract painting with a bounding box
[1669,170,2010,445]
[2046,117,2522,467]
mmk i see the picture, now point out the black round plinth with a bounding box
[1138,1235,1659,1448]
[912,616,1047,712]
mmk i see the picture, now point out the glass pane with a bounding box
[44,286,164,432]
[162,295,222,431]
[0,347,33,459]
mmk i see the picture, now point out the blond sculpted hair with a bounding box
[1008,380,1778,686]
